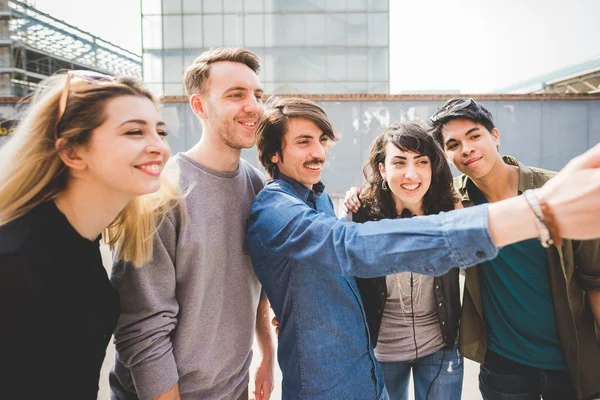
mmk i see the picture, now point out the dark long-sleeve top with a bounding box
[0,201,120,400]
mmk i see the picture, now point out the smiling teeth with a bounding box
[401,183,420,190]
[306,164,321,170]
[242,122,255,127]
[139,164,161,172]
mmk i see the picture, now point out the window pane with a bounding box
[305,14,326,46]
[367,13,388,46]
[326,0,346,11]
[183,15,203,48]
[143,52,163,82]
[347,81,369,93]
[368,47,388,82]
[249,0,265,12]
[223,15,242,46]
[346,0,366,11]
[325,14,346,46]
[283,14,305,46]
[162,0,181,14]
[203,0,222,13]
[327,50,346,80]
[203,15,223,46]
[346,13,366,46]
[264,13,274,47]
[368,0,388,11]
[142,16,163,49]
[142,0,162,14]
[164,83,185,95]
[145,83,164,96]
[347,52,367,80]
[182,0,202,13]
[163,16,183,49]
[224,0,243,13]
[303,52,327,82]
[244,15,264,47]
[163,51,183,82]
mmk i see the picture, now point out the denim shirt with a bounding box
[247,173,497,400]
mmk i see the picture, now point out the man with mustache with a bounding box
[248,96,600,400]
[110,48,275,400]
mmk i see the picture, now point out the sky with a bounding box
[29,0,600,93]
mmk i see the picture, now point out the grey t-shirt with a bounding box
[110,153,265,400]
[374,272,445,362]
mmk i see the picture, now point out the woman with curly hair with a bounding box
[351,122,464,400]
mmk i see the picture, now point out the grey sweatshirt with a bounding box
[110,153,265,400]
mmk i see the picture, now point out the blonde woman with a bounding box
[0,71,176,399]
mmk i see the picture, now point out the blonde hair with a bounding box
[183,47,260,96]
[0,73,181,266]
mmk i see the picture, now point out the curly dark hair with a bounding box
[356,122,457,222]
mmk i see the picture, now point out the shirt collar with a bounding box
[456,155,535,203]
[275,171,325,204]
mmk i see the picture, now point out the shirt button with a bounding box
[427,268,434,273]
[442,320,446,325]
[435,284,440,290]
[438,302,443,308]
[476,251,485,258]
[377,309,382,314]
[381,291,386,297]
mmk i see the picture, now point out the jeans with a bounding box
[479,350,577,400]
[379,344,464,400]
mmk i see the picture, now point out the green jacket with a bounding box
[455,156,600,400]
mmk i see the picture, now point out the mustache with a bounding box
[303,158,325,167]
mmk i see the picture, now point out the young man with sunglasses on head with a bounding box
[109,48,275,400]
[252,96,600,400]
[428,98,600,400]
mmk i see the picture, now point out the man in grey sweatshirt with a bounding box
[110,48,275,400]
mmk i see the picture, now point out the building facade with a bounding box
[141,0,389,95]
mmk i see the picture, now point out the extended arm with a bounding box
[252,295,275,400]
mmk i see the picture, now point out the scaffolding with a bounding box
[0,0,141,95]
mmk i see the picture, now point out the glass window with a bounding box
[163,51,184,82]
[368,81,388,94]
[143,52,163,82]
[347,81,369,93]
[182,0,202,13]
[325,14,346,46]
[246,0,264,13]
[326,0,346,11]
[244,15,264,47]
[142,16,162,49]
[347,52,367,81]
[203,0,222,13]
[346,13,366,46]
[283,14,305,46]
[142,0,162,15]
[145,83,164,96]
[162,0,181,14]
[303,52,327,82]
[367,13,388,46]
[368,47,388,82]
[164,83,185,96]
[183,49,201,69]
[368,0,388,11]
[263,13,274,47]
[305,14,326,46]
[203,15,223,46]
[302,82,327,94]
[224,0,243,13]
[223,14,242,46]
[326,81,347,94]
[283,0,324,11]
[327,50,346,80]
[183,16,203,48]
[346,0,366,11]
[163,16,183,49]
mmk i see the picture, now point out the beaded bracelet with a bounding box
[523,190,562,248]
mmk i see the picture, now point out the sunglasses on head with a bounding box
[56,70,116,129]
[430,98,477,124]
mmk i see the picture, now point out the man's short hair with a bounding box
[256,97,339,179]
[183,47,260,96]
[429,98,495,148]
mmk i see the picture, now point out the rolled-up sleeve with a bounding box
[573,239,600,291]
[248,186,497,278]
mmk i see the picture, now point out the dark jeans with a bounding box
[479,350,576,400]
